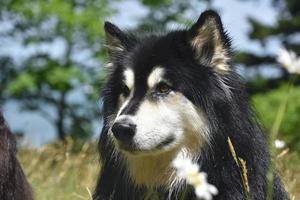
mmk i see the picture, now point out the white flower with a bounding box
[172,157,218,200]
[277,48,300,74]
[274,139,285,149]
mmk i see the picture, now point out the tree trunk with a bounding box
[56,38,72,141]
[56,92,66,141]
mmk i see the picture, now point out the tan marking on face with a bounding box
[147,67,165,89]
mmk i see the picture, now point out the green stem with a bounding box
[267,74,296,200]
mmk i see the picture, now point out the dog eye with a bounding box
[156,82,171,94]
[122,85,130,97]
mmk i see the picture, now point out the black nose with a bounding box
[111,121,136,143]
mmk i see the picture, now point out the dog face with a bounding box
[103,11,232,157]
[112,66,208,155]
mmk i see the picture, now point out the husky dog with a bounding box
[93,10,288,200]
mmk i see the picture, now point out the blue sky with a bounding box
[1,0,280,147]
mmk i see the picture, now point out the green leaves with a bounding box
[136,0,202,31]
[0,0,112,140]
[248,18,275,40]
[253,84,300,154]
[142,0,171,7]
[239,0,300,154]
[7,72,37,94]
[46,67,81,91]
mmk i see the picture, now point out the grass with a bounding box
[18,140,100,200]
[18,141,300,200]
[275,149,300,200]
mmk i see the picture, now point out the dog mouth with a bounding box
[118,142,140,153]
[155,135,175,149]
[117,135,176,155]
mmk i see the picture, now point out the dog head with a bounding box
[103,10,232,156]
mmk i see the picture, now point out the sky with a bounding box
[1,0,280,147]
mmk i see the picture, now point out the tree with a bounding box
[137,0,212,31]
[0,0,110,141]
[0,56,15,103]
[235,0,300,153]
[235,0,300,94]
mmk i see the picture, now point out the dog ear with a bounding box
[104,22,129,56]
[189,10,231,72]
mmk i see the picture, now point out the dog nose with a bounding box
[111,121,136,143]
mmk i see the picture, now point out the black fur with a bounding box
[94,10,288,200]
[0,113,33,200]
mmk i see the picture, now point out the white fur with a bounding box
[104,44,124,52]
[124,68,134,89]
[217,75,232,99]
[147,67,165,88]
[113,68,135,119]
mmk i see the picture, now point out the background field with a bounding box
[18,142,100,200]
[18,141,300,200]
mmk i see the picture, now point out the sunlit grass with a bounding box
[275,150,300,200]
[17,140,299,200]
[18,140,100,200]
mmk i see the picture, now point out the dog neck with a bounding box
[124,135,201,189]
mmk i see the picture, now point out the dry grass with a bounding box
[18,142,300,200]
[275,149,300,200]
[18,141,100,200]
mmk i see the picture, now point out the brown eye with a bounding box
[156,82,171,94]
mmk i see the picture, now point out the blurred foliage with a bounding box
[235,0,300,154]
[0,0,111,140]
[235,0,300,92]
[253,84,300,153]
[137,0,212,31]
[0,57,15,102]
